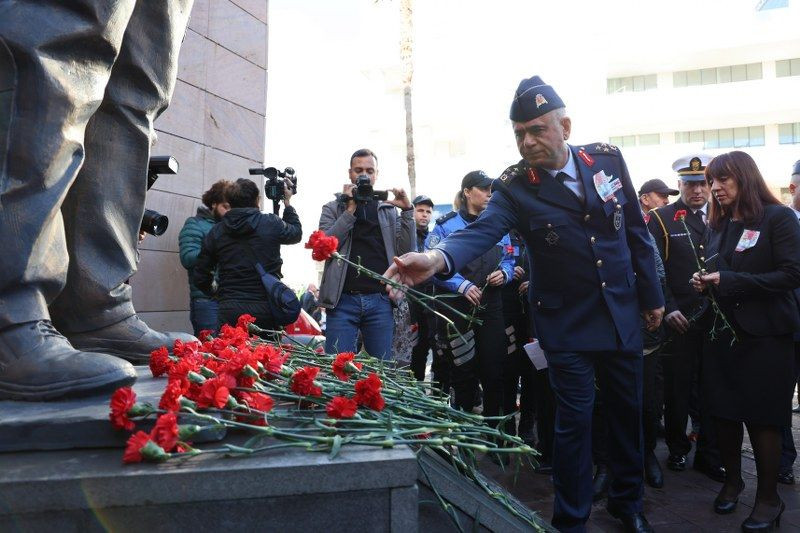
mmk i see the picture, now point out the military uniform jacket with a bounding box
[646,200,710,317]
[434,143,663,353]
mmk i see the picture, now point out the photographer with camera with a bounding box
[318,149,415,360]
[193,178,301,332]
[178,180,233,336]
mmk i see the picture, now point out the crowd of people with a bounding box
[172,76,800,533]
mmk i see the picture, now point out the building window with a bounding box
[757,0,789,10]
[607,74,657,94]
[777,58,800,77]
[609,133,660,147]
[779,123,800,144]
[673,63,762,87]
[675,126,765,149]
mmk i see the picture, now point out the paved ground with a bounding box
[480,417,800,532]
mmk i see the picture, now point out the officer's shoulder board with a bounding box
[583,142,621,157]
[497,162,525,186]
[435,210,457,226]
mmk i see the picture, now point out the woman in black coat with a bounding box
[692,151,800,531]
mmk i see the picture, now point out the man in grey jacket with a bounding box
[318,149,415,360]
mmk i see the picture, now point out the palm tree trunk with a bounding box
[399,0,416,198]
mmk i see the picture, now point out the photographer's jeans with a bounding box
[190,298,219,337]
[325,293,394,360]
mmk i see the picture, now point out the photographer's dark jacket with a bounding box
[193,206,302,301]
[178,206,217,300]
[317,198,414,309]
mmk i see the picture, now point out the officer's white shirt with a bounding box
[792,206,800,222]
[545,148,583,201]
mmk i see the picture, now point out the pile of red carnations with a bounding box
[108,314,540,528]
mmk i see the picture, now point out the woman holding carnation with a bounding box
[426,171,515,424]
[691,151,800,530]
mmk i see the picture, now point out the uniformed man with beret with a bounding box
[384,76,663,533]
[646,155,725,483]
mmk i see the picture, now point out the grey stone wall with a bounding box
[131,0,268,333]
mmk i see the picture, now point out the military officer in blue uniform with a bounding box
[384,76,664,533]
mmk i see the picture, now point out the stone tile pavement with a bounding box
[479,417,800,532]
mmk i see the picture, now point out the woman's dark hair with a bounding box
[705,151,780,229]
[201,179,233,209]
[228,178,260,208]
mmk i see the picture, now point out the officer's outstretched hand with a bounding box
[383,251,445,300]
[642,307,665,332]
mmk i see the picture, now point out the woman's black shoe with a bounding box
[714,479,745,514]
[741,499,785,532]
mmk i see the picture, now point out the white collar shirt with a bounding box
[545,148,583,201]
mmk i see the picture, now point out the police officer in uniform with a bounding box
[426,171,514,422]
[646,155,725,483]
[385,76,664,533]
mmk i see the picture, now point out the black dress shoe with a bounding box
[777,470,795,485]
[593,464,611,502]
[694,458,727,483]
[667,453,687,471]
[714,479,744,514]
[644,451,664,488]
[607,508,654,533]
[741,499,785,532]
[792,405,800,414]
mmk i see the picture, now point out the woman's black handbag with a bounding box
[241,240,301,326]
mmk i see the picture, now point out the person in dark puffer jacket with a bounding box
[193,178,302,333]
[179,180,233,336]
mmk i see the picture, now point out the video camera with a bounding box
[140,155,179,237]
[249,166,297,214]
[352,174,388,203]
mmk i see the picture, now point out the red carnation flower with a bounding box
[236,314,257,331]
[290,366,322,397]
[673,209,687,221]
[197,373,237,409]
[109,387,137,430]
[240,391,275,413]
[505,245,514,255]
[123,431,152,463]
[150,413,179,452]
[159,379,187,412]
[173,339,200,358]
[332,352,362,381]
[305,230,339,261]
[197,329,214,341]
[326,396,358,419]
[149,346,171,377]
[354,373,385,411]
[253,344,288,378]
[168,352,204,386]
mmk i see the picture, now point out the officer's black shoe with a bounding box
[793,405,800,414]
[694,457,726,483]
[68,315,197,364]
[777,470,795,485]
[607,508,654,533]
[714,478,744,514]
[644,451,664,488]
[0,320,137,401]
[592,464,612,502]
[667,453,687,471]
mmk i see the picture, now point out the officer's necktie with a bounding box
[555,171,569,185]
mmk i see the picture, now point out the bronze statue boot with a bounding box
[68,315,196,364]
[0,321,137,401]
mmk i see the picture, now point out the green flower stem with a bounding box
[678,217,738,344]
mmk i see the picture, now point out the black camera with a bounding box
[249,166,297,214]
[140,155,179,237]
[352,174,388,203]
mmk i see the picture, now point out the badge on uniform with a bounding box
[427,234,440,248]
[735,229,760,252]
[545,230,559,246]
[593,170,622,202]
[613,211,622,231]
